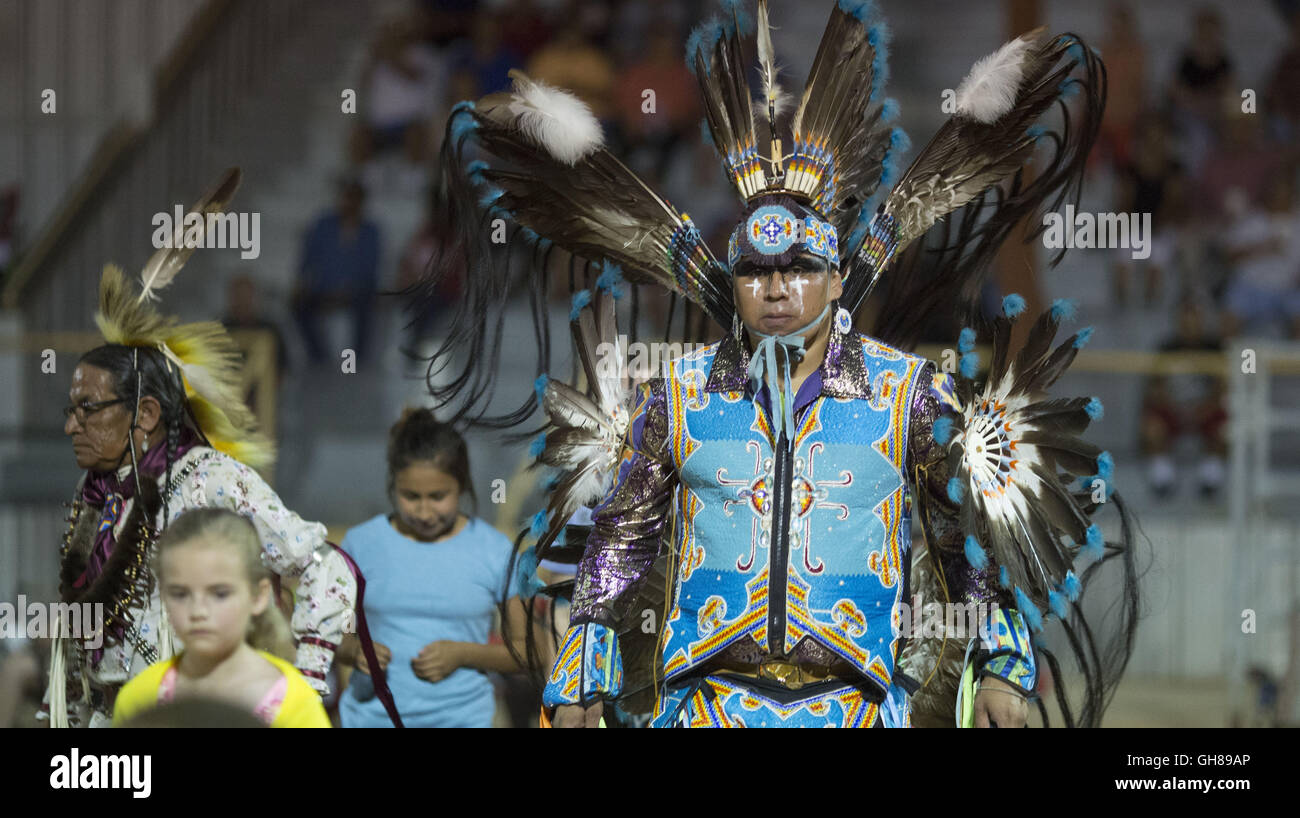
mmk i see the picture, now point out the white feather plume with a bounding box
[953,32,1038,124]
[757,0,783,119]
[506,69,604,166]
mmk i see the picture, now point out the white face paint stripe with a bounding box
[748,279,762,297]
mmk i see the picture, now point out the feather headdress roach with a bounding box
[92,167,273,470]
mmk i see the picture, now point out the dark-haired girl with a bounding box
[338,409,525,728]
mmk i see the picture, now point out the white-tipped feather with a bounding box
[137,167,241,303]
[574,453,617,506]
[507,70,604,166]
[757,0,782,120]
[953,32,1037,124]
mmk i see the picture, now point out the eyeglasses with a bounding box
[62,398,127,425]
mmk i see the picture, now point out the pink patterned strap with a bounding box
[157,663,287,725]
[253,674,289,725]
[157,665,178,703]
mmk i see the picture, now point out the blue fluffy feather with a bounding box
[1085,397,1104,420]
[478,186,504,210]
[1048,589,1069,619]
[932,415,955,445]
[685,18,724,76]
[958,327,976,353]
[960,351,979,379]
[866,21,892,102]
[947,477,965,504]
[881,97,900,122]
[1014,587,1044,632]
[533,373,549,402]
[449,102,477,142]
[889,126,911,154]
[999,565,1010,588]
[1096,450,1114,482]
[1002,293,1027,318]
[529,510,550,539]
[1082,523,1105,561]
[845,212,870,254]
[570,289,592,321]
[529,433,547,459]
[718,0,754,36]
[837,0,880,22]
[879,150,900,189]
[596,261,625,297]
[1051,298,1078,322]
[964,535,989,571]
[1074,326,1094,349]
[514,545,546,597]
[1063,570,1082,601]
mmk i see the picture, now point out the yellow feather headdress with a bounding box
[92,168,275,470]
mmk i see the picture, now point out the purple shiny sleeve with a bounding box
[570,379,676,626]
[908,364,1000,606]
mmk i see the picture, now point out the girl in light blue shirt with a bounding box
[339,409,525,728]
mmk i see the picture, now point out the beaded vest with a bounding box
[659,335,926,695]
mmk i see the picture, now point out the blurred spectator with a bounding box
[1265,9,1300,143]
[395,188,464,349]
[1169,7,1236,177]
[1140,297,1227,499]
[451,12,520,96]
[222,275,290,414]
[293,179,383,364]
[353,8,445,167]
[499,0,553,64]
[0,185,18,273]
[1112,114,1187,308]
[613,28,699,181]
[0,637,42,728]
[420,0,477,47]
[1239,666,1281,728]
[1096,2,1147,170]
[525,4,615,123]
[1220,172,1300,339]
[1196,104,1285,224]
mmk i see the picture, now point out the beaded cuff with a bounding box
[976,606,1036,694]
[542,623,623,707]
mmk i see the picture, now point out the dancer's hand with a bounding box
[354,640,391,676]
[412,641,462,683]
[974,675,1029,728]
[553,701,603,728]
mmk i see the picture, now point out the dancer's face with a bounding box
[391,461,462,542]
[161,537,271,661]
[64,364,132,473]
[732,253,842,342]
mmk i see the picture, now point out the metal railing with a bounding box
[1227,340,1300,723]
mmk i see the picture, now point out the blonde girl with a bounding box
[113,508,329,728]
